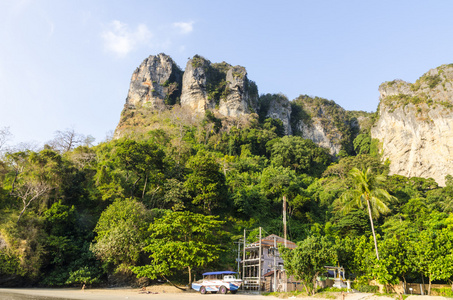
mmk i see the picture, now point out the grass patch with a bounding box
[263,290,307,298]
[432,287,453,297]
[318,287,348,293]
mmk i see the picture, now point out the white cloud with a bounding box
[173,21,194,34]
[101,20,152,58]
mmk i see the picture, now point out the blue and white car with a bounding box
[191,271,242,294]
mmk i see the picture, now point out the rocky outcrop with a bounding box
[297,120,343,156]
[372,65,453,186]
[125,53,183,110]
[180,55,258,116]
[291,95,352,156]
[180,56,211,113]
[115,54,260,137]
[259,94,292,135]
[219,66,259,117]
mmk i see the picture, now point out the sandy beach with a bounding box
[0,287,269,300]
[0,287,450,300]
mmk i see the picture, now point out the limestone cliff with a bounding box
[290,95,355,156]
[180,55,258,116]
[259,94,292,135]
[115,53,367,157]
[180,56,211,112]
[125,53,183,110]
[219,66,259,117]
[115,54,259,137]
[371,64,453,186]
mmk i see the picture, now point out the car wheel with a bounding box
[200,286,207,294]
[219,286,227,294]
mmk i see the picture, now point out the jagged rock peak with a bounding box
[125,53,183,110]
[379,64,453,108]
[372,64,453,186]
[180,55,259,116]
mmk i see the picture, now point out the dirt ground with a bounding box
[0,287,450,300]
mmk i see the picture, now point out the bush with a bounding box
[0,251,24,276]
[432,287,453,297]
[66,266,101,286]
[353,284,379,293]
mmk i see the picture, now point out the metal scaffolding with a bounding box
[242,230,297,293]
[242,227,262,291]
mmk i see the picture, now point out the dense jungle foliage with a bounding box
[0,103,452,293]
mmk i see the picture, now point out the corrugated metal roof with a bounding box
[247,234,297,249]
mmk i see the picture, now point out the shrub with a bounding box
[432,287,453,297]
[353,284,379,293]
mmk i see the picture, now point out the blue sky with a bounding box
[1,0,453,146]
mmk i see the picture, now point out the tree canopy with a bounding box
[0,111,452,293]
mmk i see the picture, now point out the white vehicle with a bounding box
[191,271,242,294]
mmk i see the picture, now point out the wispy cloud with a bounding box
[101,20,152,58]
[173,21,194,34]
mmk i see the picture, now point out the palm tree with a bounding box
[339,167,396,260]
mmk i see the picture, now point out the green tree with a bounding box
[91,198,152,269]
[131,211,225,285]
[263,118,285,137]
[269,136,330,176]
[338,167,396,260]
[12,150,63,223]
[280,235,336,295]
[260,165,301,234]
[65,266,100,286]
[185,151,227,214]
[353,133,371,155]
[410,228,453,295]
[352,235,377,282]
[162,178,189,211]
[374,236,411,293]
[115,139,165,198]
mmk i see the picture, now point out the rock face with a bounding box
[116,53,369,158]
[260,94,293,135]
[125,53,183,110]
[291,95,353,156]
[180,56,211,113]
[115,54,260,137]
[219,66,259,117]
[371,64,453,186]
[180,55,258,116]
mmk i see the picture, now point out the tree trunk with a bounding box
[162,275,186,291]
[17,206,27,224]
[131,177,141,197]
[301,280,310,295]
[366,198,379,260]
[142,175,148,199]
[9,169,19,195]
[428,275,432,295]
[17,195,37,224]
[188,266,192,285]
[421,274,425,295]
[312,272,320,295]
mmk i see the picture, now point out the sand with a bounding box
[0,287,449,300]
[0,286,269,300]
